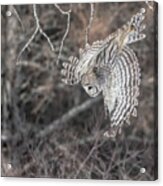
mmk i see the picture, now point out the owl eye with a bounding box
[88,86,93,90]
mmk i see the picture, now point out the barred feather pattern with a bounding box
[61,8,145,137]
[106,46,141,127]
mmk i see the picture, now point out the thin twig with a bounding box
[85,3,95,45]
[74,133,101,179]
[145,0,154,10]
[33,4,55,52]
[12,5,25,32]
[74,143,97,178]
[17,4,55,62]
[54,4,71,65]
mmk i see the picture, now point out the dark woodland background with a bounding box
[1,2,158,180]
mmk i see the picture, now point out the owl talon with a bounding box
[103,126,120,138]
[61,78,67,84]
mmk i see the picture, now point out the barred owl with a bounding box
[61,8,146,138]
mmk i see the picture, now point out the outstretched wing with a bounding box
[61,8,145,87]
[125,8,146,44]
[61,56,81,85]
[105,8,146,47]
[61,40,105,85]
[102,45,141,127]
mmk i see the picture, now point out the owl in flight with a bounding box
[61,8,146,138]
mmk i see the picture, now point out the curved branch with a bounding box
[85,3,95,45]
[17,4,55,62]
[12,5,25,32]
[54,4,71,65]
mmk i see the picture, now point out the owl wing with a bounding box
[61,56,81,85]
[125,8,146,44]
[61,40,105,85]
[61,8,145,86]
[105,8,146,47]
[102,45,141,128]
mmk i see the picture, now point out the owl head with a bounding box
[81,67,103,97]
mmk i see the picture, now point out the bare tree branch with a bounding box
[17,4,55,62]
[37,96,102,139]
[12,5,25,32]
[54,4,71,65]
[73,132,107,179]
[145,0,154,10]
[85,3,95,45]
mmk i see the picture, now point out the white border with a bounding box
[1,0,162,185]
[0,0,159,5]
